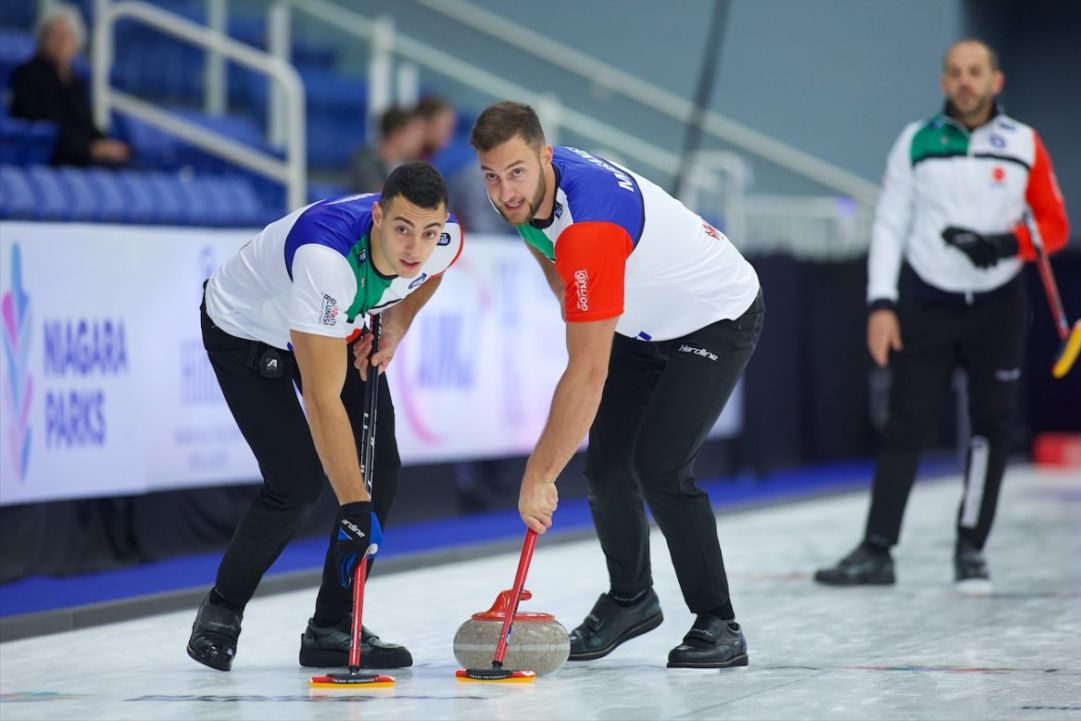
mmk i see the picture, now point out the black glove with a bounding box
[333,501,382,588]
[941,226,1019,269]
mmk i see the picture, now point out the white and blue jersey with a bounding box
[206,193,463,350]
[517,146,759,341]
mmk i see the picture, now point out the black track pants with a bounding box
[584,292,764,614]
[864,275,1028,551]
[201,297,400,618]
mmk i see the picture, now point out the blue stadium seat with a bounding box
[0,117,60,166]
[54,166,102,221]
[139,171,186,225]
[177,176,228,227]
[0,165,37,219]
[78,168,130,223]
[113,114,183,170]
[0,29,34,89]
[24,165,71,221]
[0,4,35,30]
[308,180,348,204]
[113,169,161,224]
[205,176,264,227]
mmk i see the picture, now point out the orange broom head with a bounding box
[308,672,396,689]
[1052,320,1081,379]
[455,667,536,683]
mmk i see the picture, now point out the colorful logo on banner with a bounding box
[2,244,34,481]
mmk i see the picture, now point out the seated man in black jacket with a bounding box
[8,4,131,167]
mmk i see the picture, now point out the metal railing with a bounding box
[276,0,695,184]
[92,0,307,210]
[414,0,881,207]
[280,0,875,258]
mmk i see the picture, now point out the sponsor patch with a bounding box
[320,293,339,326]
[437,232,452,246]
[409,273,428,289]
[573,269,589,312]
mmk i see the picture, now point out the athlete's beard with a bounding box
[951,89,994,126]
[497,171,548,225]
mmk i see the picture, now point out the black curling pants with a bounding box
[864,273,1029,552]
[584,292,764,614]
[200,294,400,623]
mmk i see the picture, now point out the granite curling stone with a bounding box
[453,590,570,676]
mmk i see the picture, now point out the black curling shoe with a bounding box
[814,543,896,586]
[667,615,748,669]
[299,617,413,669]
[568,589,664,661]
[186,595,243,672]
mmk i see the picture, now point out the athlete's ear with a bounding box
[541,144,553,166]
[372,199,384,227]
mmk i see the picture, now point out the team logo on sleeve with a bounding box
[320,294,339,326]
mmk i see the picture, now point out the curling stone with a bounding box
[453,590,570,676]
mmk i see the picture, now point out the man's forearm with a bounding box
[305,395,368,504]
[524,363,607,485]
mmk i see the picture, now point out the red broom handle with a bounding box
[1027,213,1070,341]
[1035,249,1070,341]
[348,555,368,672]
[493,529,538,666]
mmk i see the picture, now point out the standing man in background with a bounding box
[471,101,763,669]
[187,163,463,672]
[816,39,1068,593]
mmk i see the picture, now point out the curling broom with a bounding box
[1028,214,1081,378]
[455,529,539,683]
[309,315,394,689]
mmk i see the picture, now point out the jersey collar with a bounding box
[529,164,562,230]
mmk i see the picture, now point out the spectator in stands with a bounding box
[415,95,508,235]
[8,4,131,167]
[348,106,425,193]
[416,95,457,163]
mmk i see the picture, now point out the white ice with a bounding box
[1,465,1079,720]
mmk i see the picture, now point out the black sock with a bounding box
[704,602,735,621]
[609,587,650,607]
[312,612,344,629]
[209,587,244,613]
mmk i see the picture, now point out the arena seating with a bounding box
[0,1,485,225]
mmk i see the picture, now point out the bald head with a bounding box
[942,39,999,73]
[940,39,1003,128]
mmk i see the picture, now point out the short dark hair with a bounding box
[380,162,448,211]
[415,95,452,120]
[380,106,417,139]
[470,101,546,152]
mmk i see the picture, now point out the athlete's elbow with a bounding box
[568,360,608,393]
